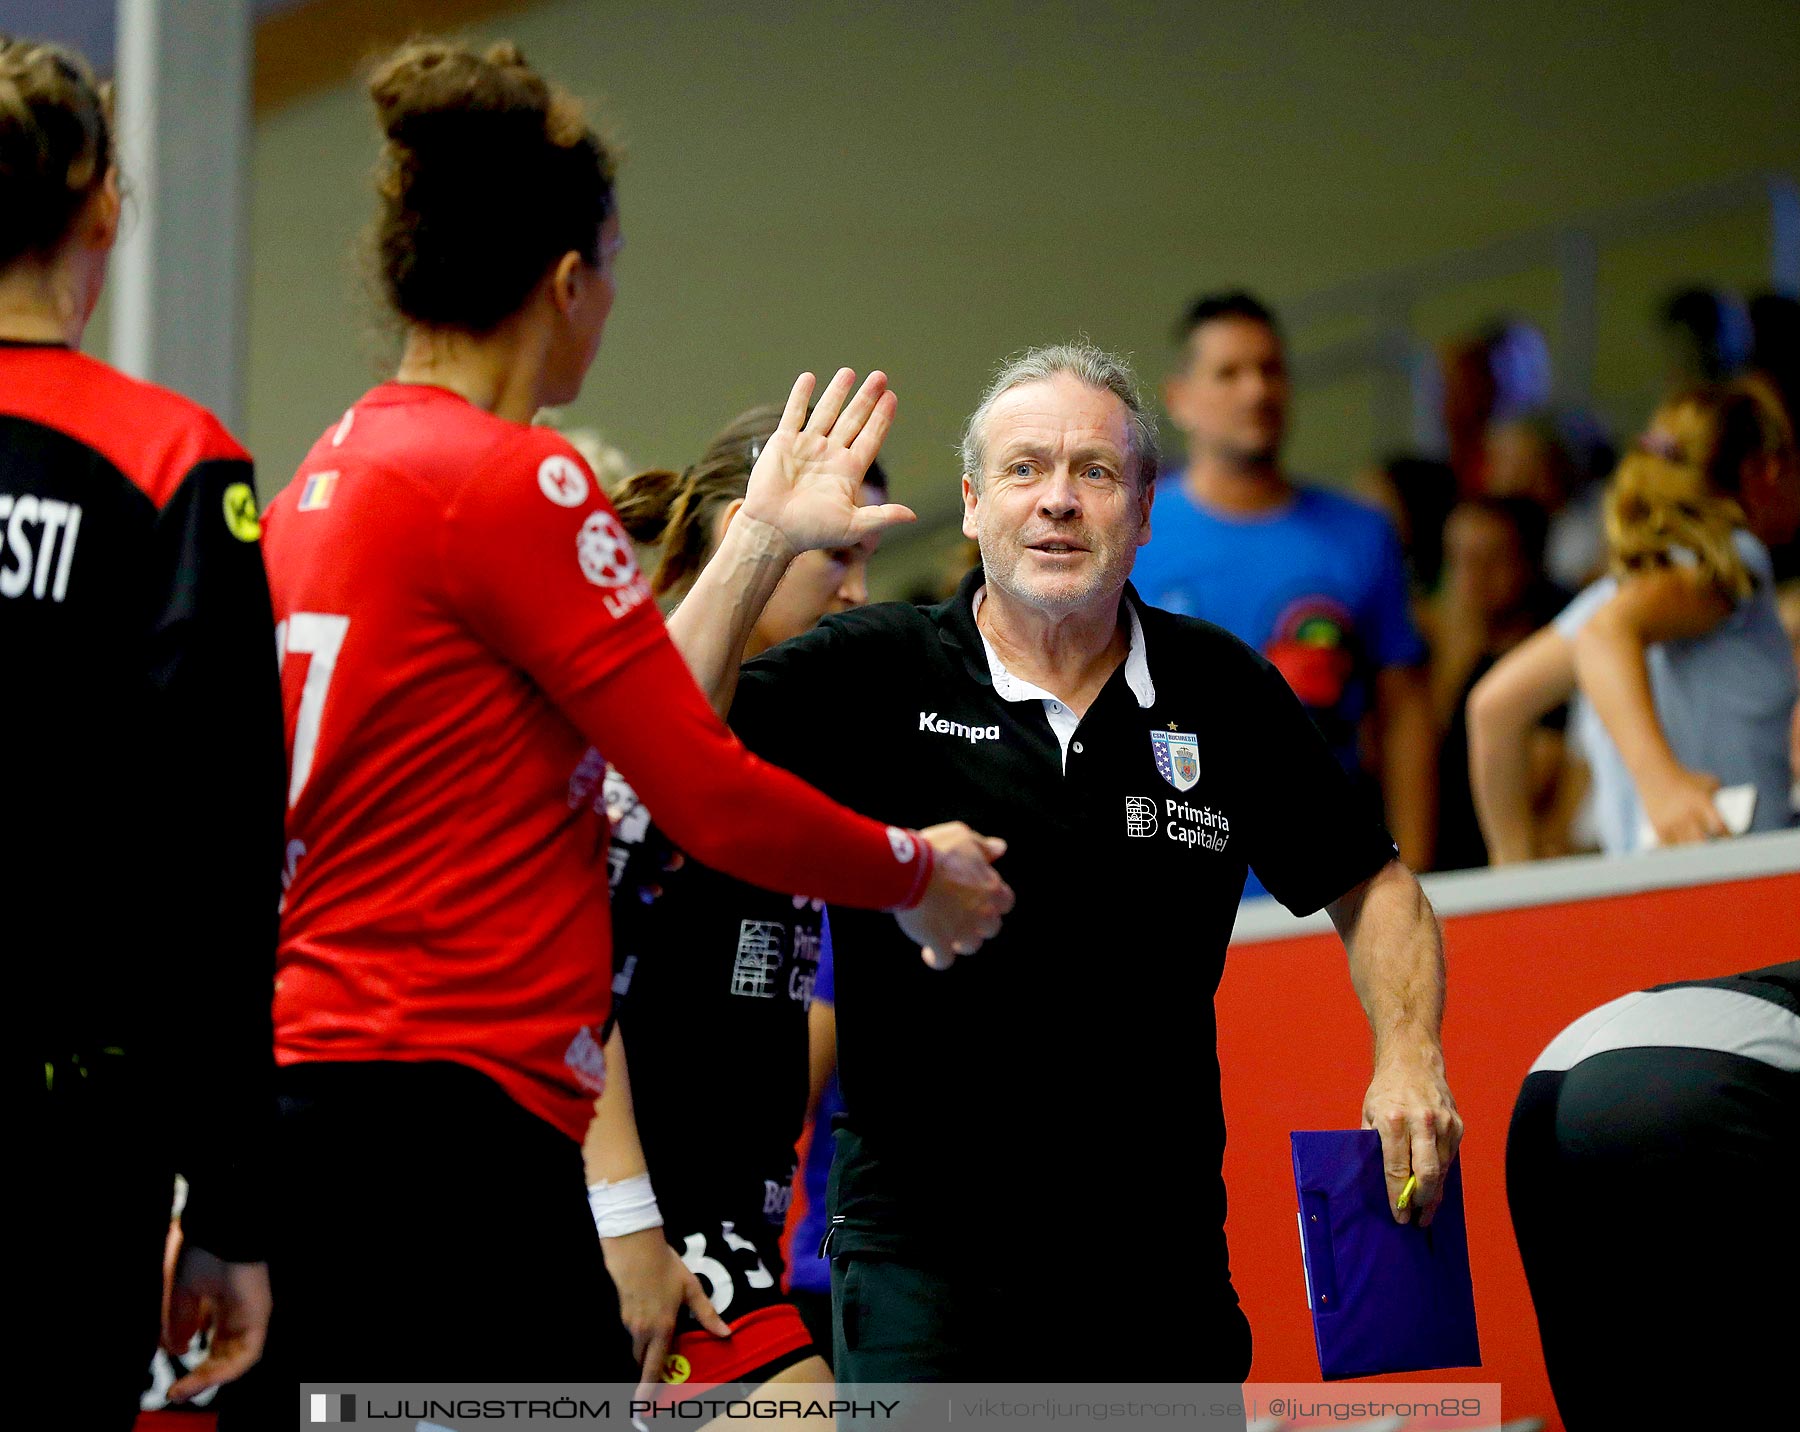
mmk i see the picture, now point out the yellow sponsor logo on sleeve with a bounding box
[661,1352,691,1384]
[223,482,262,542]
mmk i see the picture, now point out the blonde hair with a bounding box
[1604,380,1794,603]
[0,33,112,268]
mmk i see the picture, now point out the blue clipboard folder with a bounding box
[1290,1129,1481,1380]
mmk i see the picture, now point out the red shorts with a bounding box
[655,1303,816,1403]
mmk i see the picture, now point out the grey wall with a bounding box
[2,0,306,72]
[239,0,1800,588]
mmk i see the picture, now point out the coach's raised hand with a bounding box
[739,368,917,554]
[898,822,1015,969]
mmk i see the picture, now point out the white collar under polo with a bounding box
[970,584,1156,768]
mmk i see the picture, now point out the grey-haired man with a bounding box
[663,346,1461,1382]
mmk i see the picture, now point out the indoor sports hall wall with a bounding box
[223,0,1800,588]
[1221,831,1800,1432]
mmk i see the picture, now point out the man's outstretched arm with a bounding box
[1327,858,1463,1226]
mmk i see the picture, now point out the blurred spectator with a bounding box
[1146,290,1434,875]
[1778,577,1800,650]
[1469,381,1799,860]
[1425,498,1572,870]
[1749,293,1800,582]
[1749,292,1800,426]
[1435,319,1554,495]
[1779,578,1800,809]
[1355,454,1459,595]
[1484,407,1616,590]
[1484,320,1556,421]
[1438,336,1498,494]
[1429,498,1565,722]
[1658,284,1754,386]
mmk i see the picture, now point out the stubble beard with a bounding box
[977,523,1136,618]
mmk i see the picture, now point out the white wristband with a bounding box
[588,1173,663,1239]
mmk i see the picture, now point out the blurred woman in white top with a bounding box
[1469,378,1799,859]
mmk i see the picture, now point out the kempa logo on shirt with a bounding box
[918,711,1001,743]
[537,453,590,508]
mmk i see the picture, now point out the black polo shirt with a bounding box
[731,566,1393,1286]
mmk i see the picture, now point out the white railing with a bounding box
[1230,826,1800,945]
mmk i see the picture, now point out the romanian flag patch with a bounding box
[298,470,340,512]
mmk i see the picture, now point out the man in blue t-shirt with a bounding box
[1138,292,1434,882]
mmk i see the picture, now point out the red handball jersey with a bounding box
[262,383,931,1139]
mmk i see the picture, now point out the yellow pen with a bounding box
[1397,1174,1418,1211]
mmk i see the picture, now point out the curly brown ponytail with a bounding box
[367,38,615,333]
[0,33,112,269]
[610,467,684,547]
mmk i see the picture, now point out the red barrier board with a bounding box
[1219,869,1800,1431]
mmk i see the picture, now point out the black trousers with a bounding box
[832,1249,1252,1394]
[23,1060,172,1430]
[789,1288,836,1365]
[221,1059,635,1428]
[1507,1047,1800,1431]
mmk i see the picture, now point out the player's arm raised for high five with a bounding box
[668,368,913,714]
